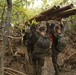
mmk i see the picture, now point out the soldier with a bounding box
[27,24,39,64]
[23,24,30,46]
[51,25,61,75]
[32,25,50,75]
[51,18,65,75]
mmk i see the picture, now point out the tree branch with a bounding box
[4,67,27,75]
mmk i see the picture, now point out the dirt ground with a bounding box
[4,45,76,75]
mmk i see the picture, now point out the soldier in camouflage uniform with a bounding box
[26,24,39,64]
[51,25,61,75]
[51,23,64,75]
[32,26,50,75]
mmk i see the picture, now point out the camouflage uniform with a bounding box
[27,31,39,64]
[32,53,44,75]
[32,46,49,75]
[51,34,60,75]
[25,25,38,64]
[28,25,50,75]
[51,24,64,75]
[32,33,50,75]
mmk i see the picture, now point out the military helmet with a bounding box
[39,25,46,31]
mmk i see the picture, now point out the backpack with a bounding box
[28,32,39,46]
[36,34,50,49]
[33,34,50,54]
[56,33,68,52]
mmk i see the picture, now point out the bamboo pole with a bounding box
[47,3,73,16]
[25,6,58,24]
[57,8,76,18]
[39,6,57,15]
[25,4,74,23]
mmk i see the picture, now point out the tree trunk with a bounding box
[1,4,6,24]
[0,0,12,75]
[0,3,6,75]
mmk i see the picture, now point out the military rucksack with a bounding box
[33,34,50,54]
[28,31,39,45]
[36,34,50,49]
[56,33,68,52]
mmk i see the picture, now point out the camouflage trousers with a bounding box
[51,50,60,75]
[33,55,44,75]
[31,46,50,75]
[27,45,34,64]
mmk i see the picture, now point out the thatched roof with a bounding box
[25,4,76,24]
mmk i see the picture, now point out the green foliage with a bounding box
[68,15,76,30]
[0,0,7,21]
[11,0,42,24]
[31,20,39,25]
[51,0,68,6]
